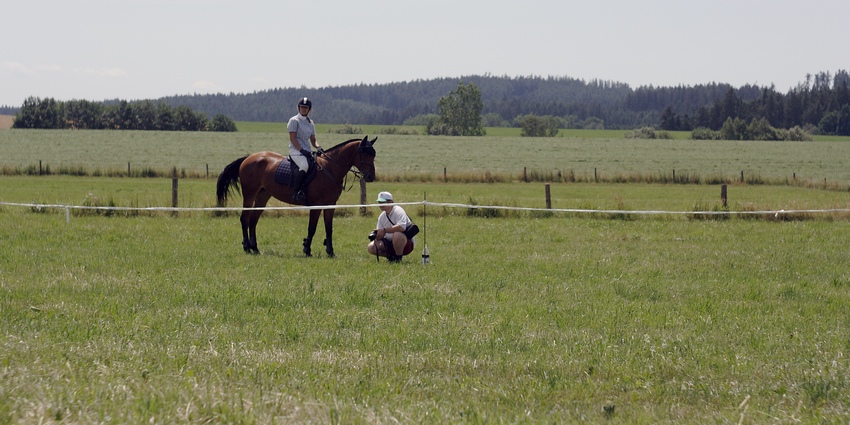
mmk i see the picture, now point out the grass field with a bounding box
[2,197,849,423]
[3,129,850,186]
[239,121,850,142]
[2,176,850,220]
[2,129,850,422]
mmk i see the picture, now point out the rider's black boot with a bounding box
[292,170,307,203]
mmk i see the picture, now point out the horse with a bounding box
[216,135,376,257]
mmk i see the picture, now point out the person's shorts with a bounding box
[382,237,414,256]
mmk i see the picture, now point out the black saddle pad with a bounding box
[274,157,317,187]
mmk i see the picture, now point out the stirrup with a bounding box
[292,190,306,203]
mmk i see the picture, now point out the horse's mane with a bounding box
[325,138,362,153]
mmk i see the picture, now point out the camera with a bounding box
[368,230,378,241]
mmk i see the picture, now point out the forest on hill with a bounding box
[3,70,848,134]
[149,71,850,134]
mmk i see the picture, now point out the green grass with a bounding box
[3,129,850,186]
[3,177,850,220]
[2,128,850,423]
[2,201,849,423]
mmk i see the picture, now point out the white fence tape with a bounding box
[2,200,849,217]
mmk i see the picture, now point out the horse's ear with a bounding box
[361,135,369,142]
[370,136,377,144]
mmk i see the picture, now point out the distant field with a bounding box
[0,115,13,130]
[3,129,850,185]
[238,121,850,142]
[238,121,693,139]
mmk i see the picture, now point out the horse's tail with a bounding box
[216,156,248,206]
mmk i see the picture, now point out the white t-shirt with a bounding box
[287,114,315,153]
[377,205,414,243]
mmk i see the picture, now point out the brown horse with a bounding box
[216,135,376,256]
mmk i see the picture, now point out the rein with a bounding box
[316,141,372,192]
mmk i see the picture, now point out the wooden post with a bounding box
[523,167,527,182]
[171,167,178,217]
[545,184,551,209]
[359,178,367,216]
[444,167,447,182]
[39,160,42,175]
[206,163,209,178]
[594,167,598,182]
[740,170,744,182]
[127,162,131,176]
[672,169,676,182]
[721,184,727,208]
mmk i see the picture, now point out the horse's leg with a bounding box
[239,211,253,253]
[247,190,271,254]
[303,209,321,257]
[322,208,336,258]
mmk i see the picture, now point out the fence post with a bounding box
[594,167,598,182]
[39,160,42,175]
[127,162,131,176]
[740,170,744,182]
[444,167,447,182]
[523,167,527,182]
[172,167,178,217]
[206,164,209,178]
[545,184,551,209]
[359,178,367,216]
[721,184,727,208]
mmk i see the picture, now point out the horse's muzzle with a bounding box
[364,173,375,182]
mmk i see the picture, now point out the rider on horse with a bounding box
[287,97,323,203]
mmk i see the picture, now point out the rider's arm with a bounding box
[289,132,302,150]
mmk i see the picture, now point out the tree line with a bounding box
[654,70,850,135]
[5,71,848,135]
[149,71,850,134]
[11,97,237,132]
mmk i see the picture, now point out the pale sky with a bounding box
[2,0,848,107]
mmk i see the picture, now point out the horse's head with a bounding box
[357,135,377,182]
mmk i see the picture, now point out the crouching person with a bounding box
[367,191,415,263]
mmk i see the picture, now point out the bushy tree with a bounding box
[690,127,721,140]
[582,117,605,129]
[718,117,812,141]
[210,114,238,132]
[65,99,104,129]
[720,117,748,140]
[818,104,850,135]
[430,82,485,136]
[625,127,672,139]
[519,114,559,137]
[11,97,234,132]
[13,97,63,129]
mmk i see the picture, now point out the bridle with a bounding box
[317,140,375,191]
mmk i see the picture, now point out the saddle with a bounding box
[274,154,318,188]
